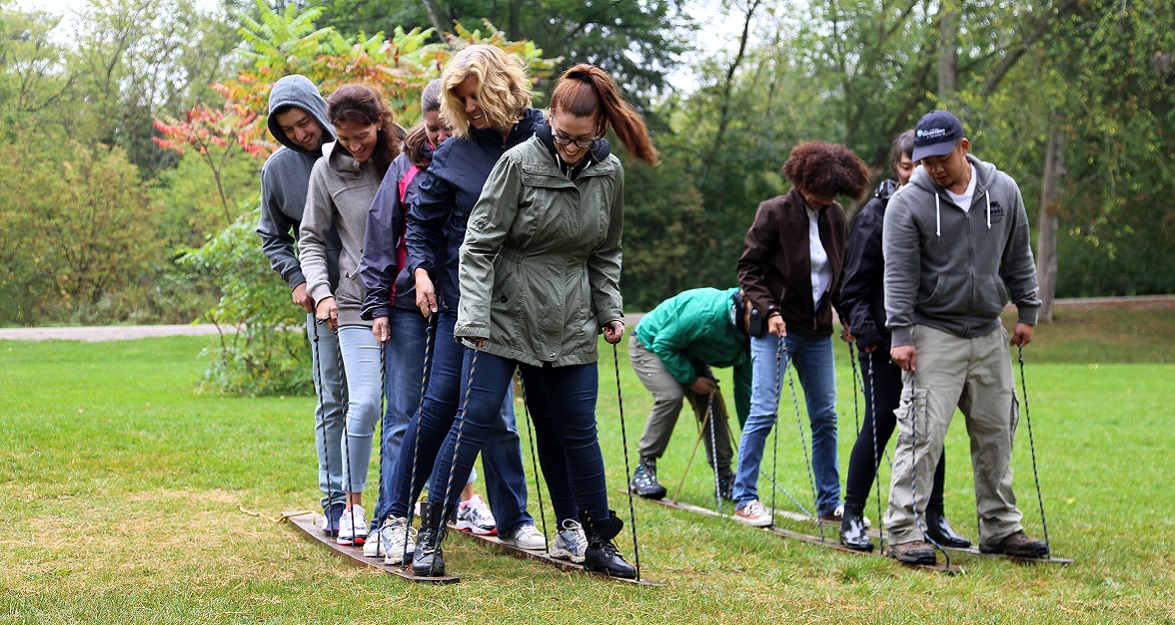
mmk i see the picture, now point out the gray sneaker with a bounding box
[375,516,417,565]
[500,523,546,550]
[549,519,588,563]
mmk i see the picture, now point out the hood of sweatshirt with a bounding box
[905,154,1001,237]
[267,75,335,155]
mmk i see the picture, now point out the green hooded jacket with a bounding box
[633,287,752,424]
[456,135,624,367]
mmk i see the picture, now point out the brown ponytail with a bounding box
[550,64,659,166]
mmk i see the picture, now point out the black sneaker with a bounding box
[629,459,667,499]
[717,473,735,501]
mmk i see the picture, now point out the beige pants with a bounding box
[884,324,1024,548]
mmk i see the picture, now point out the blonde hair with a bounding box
[440,45,532,138]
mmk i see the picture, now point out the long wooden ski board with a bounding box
[756,509,1073,566]
[633,496,961,575]
[284,512,460,584]
[447,524,661,586]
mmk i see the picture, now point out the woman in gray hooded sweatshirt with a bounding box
[299,84,400,547]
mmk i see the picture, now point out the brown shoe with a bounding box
[888,540,936,565]
[980,530,1049,558]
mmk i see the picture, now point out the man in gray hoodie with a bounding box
[881,110,1048,564]
[256,75,347,534]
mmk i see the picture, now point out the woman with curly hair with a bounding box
[732,140,870,527]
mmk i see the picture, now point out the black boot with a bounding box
[629,458,667,499]
[839,506,874,552]
[580,509,636,579]
[411,502,449,576]
[717,472,735,501]
[925,508,971,549]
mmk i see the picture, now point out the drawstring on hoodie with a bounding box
[935,189,992,238]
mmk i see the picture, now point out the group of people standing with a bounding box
[259,39,1048,577]
[626,111,1048,566]
[258,45,656,579]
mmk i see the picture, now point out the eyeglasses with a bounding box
[551,130,596,149]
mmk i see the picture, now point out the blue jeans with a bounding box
[307,314,347,510]
[733,332,841,516]
[336,325,382,494]
[370,308,426,528]
[428,351,603,522]
[386,312,533,534]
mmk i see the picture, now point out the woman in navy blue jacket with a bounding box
[837,130,969,551]
[382,45,583,572]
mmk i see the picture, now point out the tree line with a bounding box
[0,0,1170,387]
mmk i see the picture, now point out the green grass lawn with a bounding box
[1,308,1173,623]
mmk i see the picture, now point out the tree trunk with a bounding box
[421,0,448,36]
[1036,128,1064,322]
[697,0,762,188]
[936,0,957,104]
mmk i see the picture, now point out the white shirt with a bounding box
[946,164,978,212]
[807,207,832,309]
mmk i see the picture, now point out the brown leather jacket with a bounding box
[737,187,847,337]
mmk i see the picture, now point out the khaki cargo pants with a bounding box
[884,324,1024,548]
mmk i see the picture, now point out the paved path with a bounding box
[0,295,1170,342]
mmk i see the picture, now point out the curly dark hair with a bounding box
[781,141,870,200]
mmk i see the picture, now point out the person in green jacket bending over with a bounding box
[629,287,753,500]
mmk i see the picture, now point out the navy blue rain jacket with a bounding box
[406,108,546,309]
[359,153,418,320]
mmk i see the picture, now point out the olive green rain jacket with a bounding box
[456,135,625,367]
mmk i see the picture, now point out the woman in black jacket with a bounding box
[837,130,969,551]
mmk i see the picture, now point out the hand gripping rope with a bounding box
[611,342,643,581]
[904,370,950,569]
[1017,345,1052,554]
[515,372,551,554]
[866,351,886,552]
[401,313,437,565]
[310,323,336,531]
[334,329,357,543]
[781,339,824,541]
[671,389,715,505]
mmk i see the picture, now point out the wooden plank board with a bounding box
[635,496,961,575]
[284,512,460,584]
[447,525,662,586]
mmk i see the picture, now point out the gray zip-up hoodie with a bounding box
[883,154,1040,346]
[256,75,340,291]
[299,141,382,327]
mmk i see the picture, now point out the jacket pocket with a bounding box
[336,270,363,308]
[975,274,1009,317]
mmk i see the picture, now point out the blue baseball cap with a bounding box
[912,110,964,161]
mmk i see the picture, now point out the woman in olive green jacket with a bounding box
[418,64,659,579]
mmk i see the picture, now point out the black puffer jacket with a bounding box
[838,179,897,350]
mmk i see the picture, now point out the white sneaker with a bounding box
[549,519,588,563]
[336,505,369,546]
[500,523,546,550]
[374,517,417,565]
[456,494,498,536]
[734,500,773,527]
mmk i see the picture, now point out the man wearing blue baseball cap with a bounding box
[881,110,1047,565]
